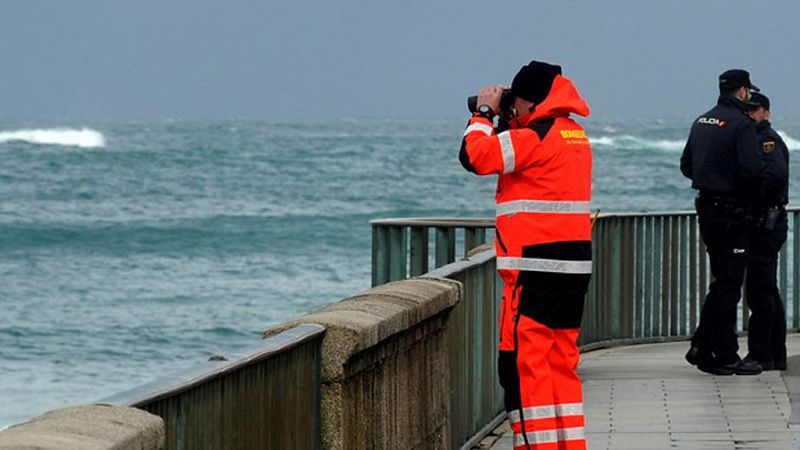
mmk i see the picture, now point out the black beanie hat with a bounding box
[511,61,562,104]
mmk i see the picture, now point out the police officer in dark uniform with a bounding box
[680,69,765,375]
[745,92,790,371]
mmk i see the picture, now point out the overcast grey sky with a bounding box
[2,1,799,121]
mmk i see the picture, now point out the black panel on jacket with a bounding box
[516,241,592,329]
[528,118,555,141]
[522,240,591,261]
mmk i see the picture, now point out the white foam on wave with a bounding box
[590,134,685,152]
[601,125,618,133]
[589,136,617,147]
[0,128,106,148]
[776,130,800,151]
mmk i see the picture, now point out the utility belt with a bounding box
[697,192,785,230]
[695,192,751,211]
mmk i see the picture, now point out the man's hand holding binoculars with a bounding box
[476,84,508,117]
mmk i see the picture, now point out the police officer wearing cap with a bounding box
[680,69,765,375]
[745,92,790,371]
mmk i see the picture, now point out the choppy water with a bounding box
[1,117,799,427]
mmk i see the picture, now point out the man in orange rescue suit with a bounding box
[459,60,592,450]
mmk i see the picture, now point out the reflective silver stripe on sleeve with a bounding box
[513,427,586,447]
[463,122,494,137]
[497,257,592,274]
[498,131,515,174]
[496,200,591,216]
[508,403,584,425]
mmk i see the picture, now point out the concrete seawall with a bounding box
[265,277,461,450]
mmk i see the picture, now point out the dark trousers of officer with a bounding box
[691,199,752,365]
[745,218,788,367]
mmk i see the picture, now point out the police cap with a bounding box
[719,69,759,93]
[748,92,770,110]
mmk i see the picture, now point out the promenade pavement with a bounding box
[479,335,800,449]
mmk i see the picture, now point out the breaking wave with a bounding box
[591,130,800,152]
[589,134,685,152]
[0,128,105,148]
[777,130,800,151]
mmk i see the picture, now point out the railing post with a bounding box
[644,216,654,338]
[435,226,456,268]
[610,218,622,338]
[634,217,644,338]
[476,228,487,247]
[464,227,489,258]
[582,219,596,345]
[621,218,634,338]
[596,218,607,341]
[679,215,689,336]
[410,227,429,277]
[388,226,408,282]
[780,239,788,319]
[372,224,389,286]
[653,216,663,336]
[689,215,698,333]
[794,211,800,329]
[669,217,679,336]
[699,227,708,325]
[465,228,477,258]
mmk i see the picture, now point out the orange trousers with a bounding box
[498,281,586,450]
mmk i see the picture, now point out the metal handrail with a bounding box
[370,217,495,227]
[100,324,325,450]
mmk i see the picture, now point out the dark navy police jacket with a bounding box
[680,95,764,204]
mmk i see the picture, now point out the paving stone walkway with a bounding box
[481,335,800,449]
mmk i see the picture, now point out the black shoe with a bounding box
[733,357,762,375]
[686,346,712,366]
[743,354,774,371]
[697,363,735,376]
[759,360,775,371]
[773,360,787,371]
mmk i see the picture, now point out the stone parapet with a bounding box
[265,277,462,450]
[0,405,164,450]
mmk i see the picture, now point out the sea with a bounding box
[1,117,800,428]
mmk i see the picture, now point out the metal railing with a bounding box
[585,208,800,346]
[373,208,800,346]
[100,324,324,450]
[372,207,800,448]
[371,218,494,286]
